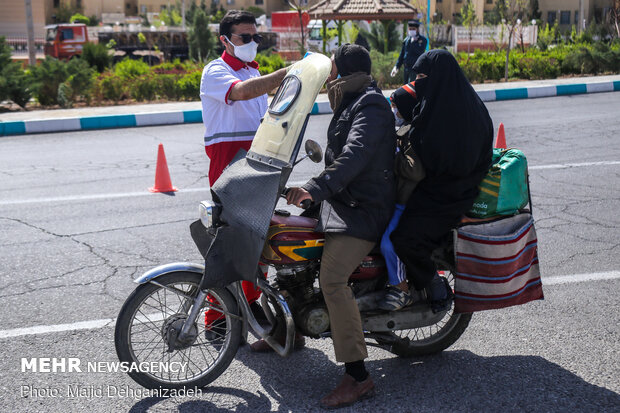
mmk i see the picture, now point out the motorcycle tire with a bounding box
[114,271,242,390]
[377,269,472,358]
[381,312,472,358]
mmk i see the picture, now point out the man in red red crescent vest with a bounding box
[199,10,305,351]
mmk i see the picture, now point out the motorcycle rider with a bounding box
[390,50,494,310]
[286,44,396,409]
[378,83,422,311]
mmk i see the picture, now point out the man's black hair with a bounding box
[219,10,256,39]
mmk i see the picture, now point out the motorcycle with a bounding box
[114,54,472,390]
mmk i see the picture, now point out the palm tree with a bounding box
[361,21,400,54]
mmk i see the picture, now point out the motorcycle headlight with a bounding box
[198,201,219,228]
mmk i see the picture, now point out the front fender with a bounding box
[134,262,205,284]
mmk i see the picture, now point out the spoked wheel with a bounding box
[377,270,472,357]
[114,272,242,389]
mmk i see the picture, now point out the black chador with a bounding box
[391,50,494,290]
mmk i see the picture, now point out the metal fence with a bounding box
[5,36,45,55]
[454,25,538,53]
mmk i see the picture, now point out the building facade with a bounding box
[538,0,614,28]
[420,0,614,27]
[0,0,54,38]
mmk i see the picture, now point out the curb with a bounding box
[1,80,619,137]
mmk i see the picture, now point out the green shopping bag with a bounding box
[468,148,529,218]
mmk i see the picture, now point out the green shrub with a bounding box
[57,82,73,108]
[177,70,201,100]
[114,58,150,79]
[97,74,127,102]
[370,49,402,89]
[66,58,95,102]
[255,51,285,75]
[70,13,90,25]
[156,74,180,99]
[82,42,111,72]
[1,63,31,107]
[246,6,265,18]
[29,57,68,106]
[131,74,158,101]
[0,36,31,107]
[562,42,620,74]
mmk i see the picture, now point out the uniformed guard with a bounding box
[391,20,428,84]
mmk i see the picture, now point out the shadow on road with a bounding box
[128,347,620,412]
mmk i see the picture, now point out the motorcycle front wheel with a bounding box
[114,271,242,389]
[377,269,472,357]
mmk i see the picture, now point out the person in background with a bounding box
[378,82,421,311]
[286,44,396,409]
[391,20,427,84]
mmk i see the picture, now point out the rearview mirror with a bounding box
[304,140,323,163]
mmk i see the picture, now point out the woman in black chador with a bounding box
[390,49,494,308]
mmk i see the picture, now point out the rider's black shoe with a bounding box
[425,273,453,313]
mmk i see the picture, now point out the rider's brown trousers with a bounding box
[320,233,375,363]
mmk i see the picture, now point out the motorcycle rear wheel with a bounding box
[114,272,241,389]
[378,270,472,357]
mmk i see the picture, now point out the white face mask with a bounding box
[225,36,258,63]
[408,29,417,38]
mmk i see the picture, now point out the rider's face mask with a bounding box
[408,29,417,38]
[414,74,428,98]
[224,35,258,63]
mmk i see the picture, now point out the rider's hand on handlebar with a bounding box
[286,187,313,208]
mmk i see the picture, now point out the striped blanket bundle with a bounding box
[454,213,543,313]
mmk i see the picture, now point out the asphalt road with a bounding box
[0,92,619,412]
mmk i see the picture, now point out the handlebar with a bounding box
[281,187,312,210]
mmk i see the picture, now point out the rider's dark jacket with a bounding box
[302,83,396,242]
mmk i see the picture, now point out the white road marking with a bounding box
[529,160,620,170]
[0,187,210,206]
[1,161,619,207]
[543,270,620,285]
[0,270,617,340]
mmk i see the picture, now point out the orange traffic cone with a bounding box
[494,123,507,149]
[149,143,178,193]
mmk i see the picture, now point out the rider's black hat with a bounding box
[334,44,371,76]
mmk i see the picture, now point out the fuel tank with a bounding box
[261,212,387,280]
[261,213,324,265]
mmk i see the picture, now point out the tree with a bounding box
[188,8,215,61]
[53,4,80,23]
[461,0,478,54]
[527,0,542,21]
[501,0,528,81]
[288,0,308,57]
[609,0,620,39]
[185,1,199,25]
[485,0,507,25]
[360,21,400,54]
[160,8,183,26]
